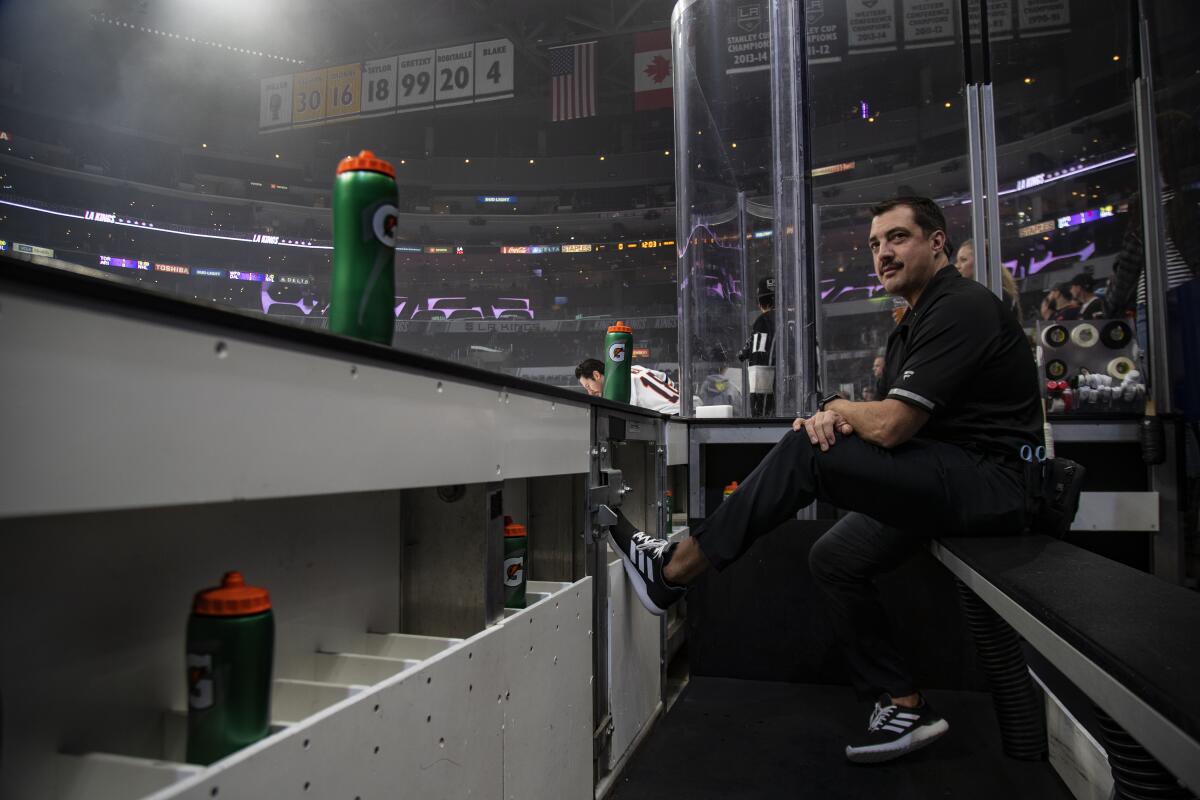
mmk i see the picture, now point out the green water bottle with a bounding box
[504,518,528,609]
[330,150,398,345]
[186,571,274,765]
[602,321,634,404]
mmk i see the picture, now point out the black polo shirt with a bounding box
[881,265,1042,463]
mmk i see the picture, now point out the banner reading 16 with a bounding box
[325,63,361,118]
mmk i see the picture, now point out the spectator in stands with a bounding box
[955,239,1021,319]
[1102,110,1200,520]
[575,357,679,415]
[1040,284,1080,321]
[1068,273,1104,319]
[1104,111,1200,321]
[862,354,886,401]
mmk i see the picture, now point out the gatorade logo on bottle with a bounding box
[187,652,215,710]
[369,203,398,247]
[503,556,524,587]
[608,341,626,362]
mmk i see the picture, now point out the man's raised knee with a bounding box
[780,428,814,453]
[808,536,836,583]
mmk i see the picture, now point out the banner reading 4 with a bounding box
[474,38,514,100]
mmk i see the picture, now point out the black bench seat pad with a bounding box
[939,535,1200,745]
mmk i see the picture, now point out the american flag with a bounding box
[550,41,597,122]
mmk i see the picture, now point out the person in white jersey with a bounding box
[575,358,680,415]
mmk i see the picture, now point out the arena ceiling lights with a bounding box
[89,11,304,65]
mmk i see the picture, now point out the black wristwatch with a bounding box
[818,392,843,411]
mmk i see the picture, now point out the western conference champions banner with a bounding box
[801,0,1068,67]
[260,37,514,131]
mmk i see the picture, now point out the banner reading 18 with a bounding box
[361,56,398,113]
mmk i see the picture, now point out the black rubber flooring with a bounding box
[609,678,1074,800]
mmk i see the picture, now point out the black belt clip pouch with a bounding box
[1029,457,1088,538]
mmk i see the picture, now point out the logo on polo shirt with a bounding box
[902,369,915,380]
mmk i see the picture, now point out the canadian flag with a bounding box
[633,30,672,111]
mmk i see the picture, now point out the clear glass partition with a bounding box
[982,1,1150,418]
[675,0,976,412]
[675,0,1167,418]
[806,2,974,403]
[673,0,777,417]
[1142,0,1200,421]
[985,0,1136,326]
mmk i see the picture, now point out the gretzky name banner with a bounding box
[261,38,513,130]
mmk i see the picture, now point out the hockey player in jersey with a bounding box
[574,358,680,415]
[737,276,776,416]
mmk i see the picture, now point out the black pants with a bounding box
[690,430,1029,699]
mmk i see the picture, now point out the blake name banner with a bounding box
[260,38,514,130]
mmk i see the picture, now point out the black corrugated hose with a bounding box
[955,579,1047,760]
[1092,705,1195,799]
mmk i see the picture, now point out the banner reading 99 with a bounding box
[396,49,436,112]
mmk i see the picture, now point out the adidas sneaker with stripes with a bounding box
[603,505,685,616]
[845,694,949,763]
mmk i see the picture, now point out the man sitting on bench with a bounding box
[607,196,1067,763]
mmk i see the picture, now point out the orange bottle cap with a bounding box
[665,490,673,496]
[336,149,396,179]
[723,481,738,493]
[192,571,271,617]
[505,522,527,538]
[607,320,632,334]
